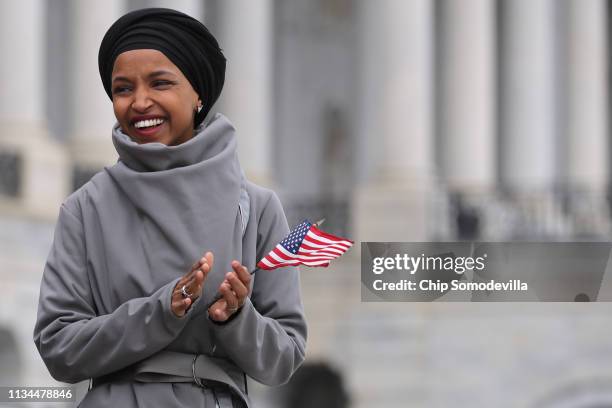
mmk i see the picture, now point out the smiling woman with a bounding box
[33,7,307,408]
[111,49,201,146]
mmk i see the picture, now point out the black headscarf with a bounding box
[98,8,226,128]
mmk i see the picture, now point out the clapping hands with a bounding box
[171,252,251,322]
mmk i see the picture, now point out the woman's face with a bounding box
[111,49,201,146]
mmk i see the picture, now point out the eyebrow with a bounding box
[112,70,178,83]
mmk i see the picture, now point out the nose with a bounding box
[131,87,153,112]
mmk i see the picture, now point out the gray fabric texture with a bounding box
[33,113,307,407]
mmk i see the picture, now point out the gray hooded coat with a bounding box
[33,114,307,407]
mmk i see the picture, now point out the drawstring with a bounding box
[212,389,220,407]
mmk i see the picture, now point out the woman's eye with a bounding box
[112,86,131,95]
[152,80,173,88]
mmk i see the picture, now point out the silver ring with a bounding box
[228,306,238,313]
[181,285,192,299]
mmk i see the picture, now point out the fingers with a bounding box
[220,280,240,310]
[208,283,241,322]
[209,298,229,321]
[183,269,204,297]
[226,273,248,304]
[185,258,208,298]
[205,251,214,271]
[171,251,214,317]
[232,261,251,287]
[191,254,210,276]
[229,261,251,304]
[171,293,193,317]
[186,251,213,292]
[208,261,252,322]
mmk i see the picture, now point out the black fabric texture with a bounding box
[98,7,226,127]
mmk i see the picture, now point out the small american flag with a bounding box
[257,220,353,270]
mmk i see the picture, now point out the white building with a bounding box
[2,1,612,407]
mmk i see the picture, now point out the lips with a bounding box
[132,122,165,138]
[130,116,166,138]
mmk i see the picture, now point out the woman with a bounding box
[33,8,307,408]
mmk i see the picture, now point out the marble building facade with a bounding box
[2,1,612,406]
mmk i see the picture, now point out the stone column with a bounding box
[563,0,610,236]
[438,0,495,192]
[565,0,608,190]
[353,0,434,241]
[0,0,69,220]
[213,0,273,186]
[497,0,569,237]
[67,0,123,190]
[499,0,557,191]
[435,0,496,240]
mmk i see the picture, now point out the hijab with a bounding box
[98,8,226,127]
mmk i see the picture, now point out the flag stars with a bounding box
[258,219,352,270]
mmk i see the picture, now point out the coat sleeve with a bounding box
[33,202,196,383]
[208,191,307,386]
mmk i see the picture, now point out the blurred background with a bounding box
[2,0,612,406]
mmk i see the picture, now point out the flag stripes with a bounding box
[257,220,353,270]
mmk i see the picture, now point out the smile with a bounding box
[134,118,165,129]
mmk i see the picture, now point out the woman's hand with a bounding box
[172,251,214,317]
[208,261,251,322]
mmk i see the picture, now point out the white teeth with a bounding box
[134,118,165,129]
